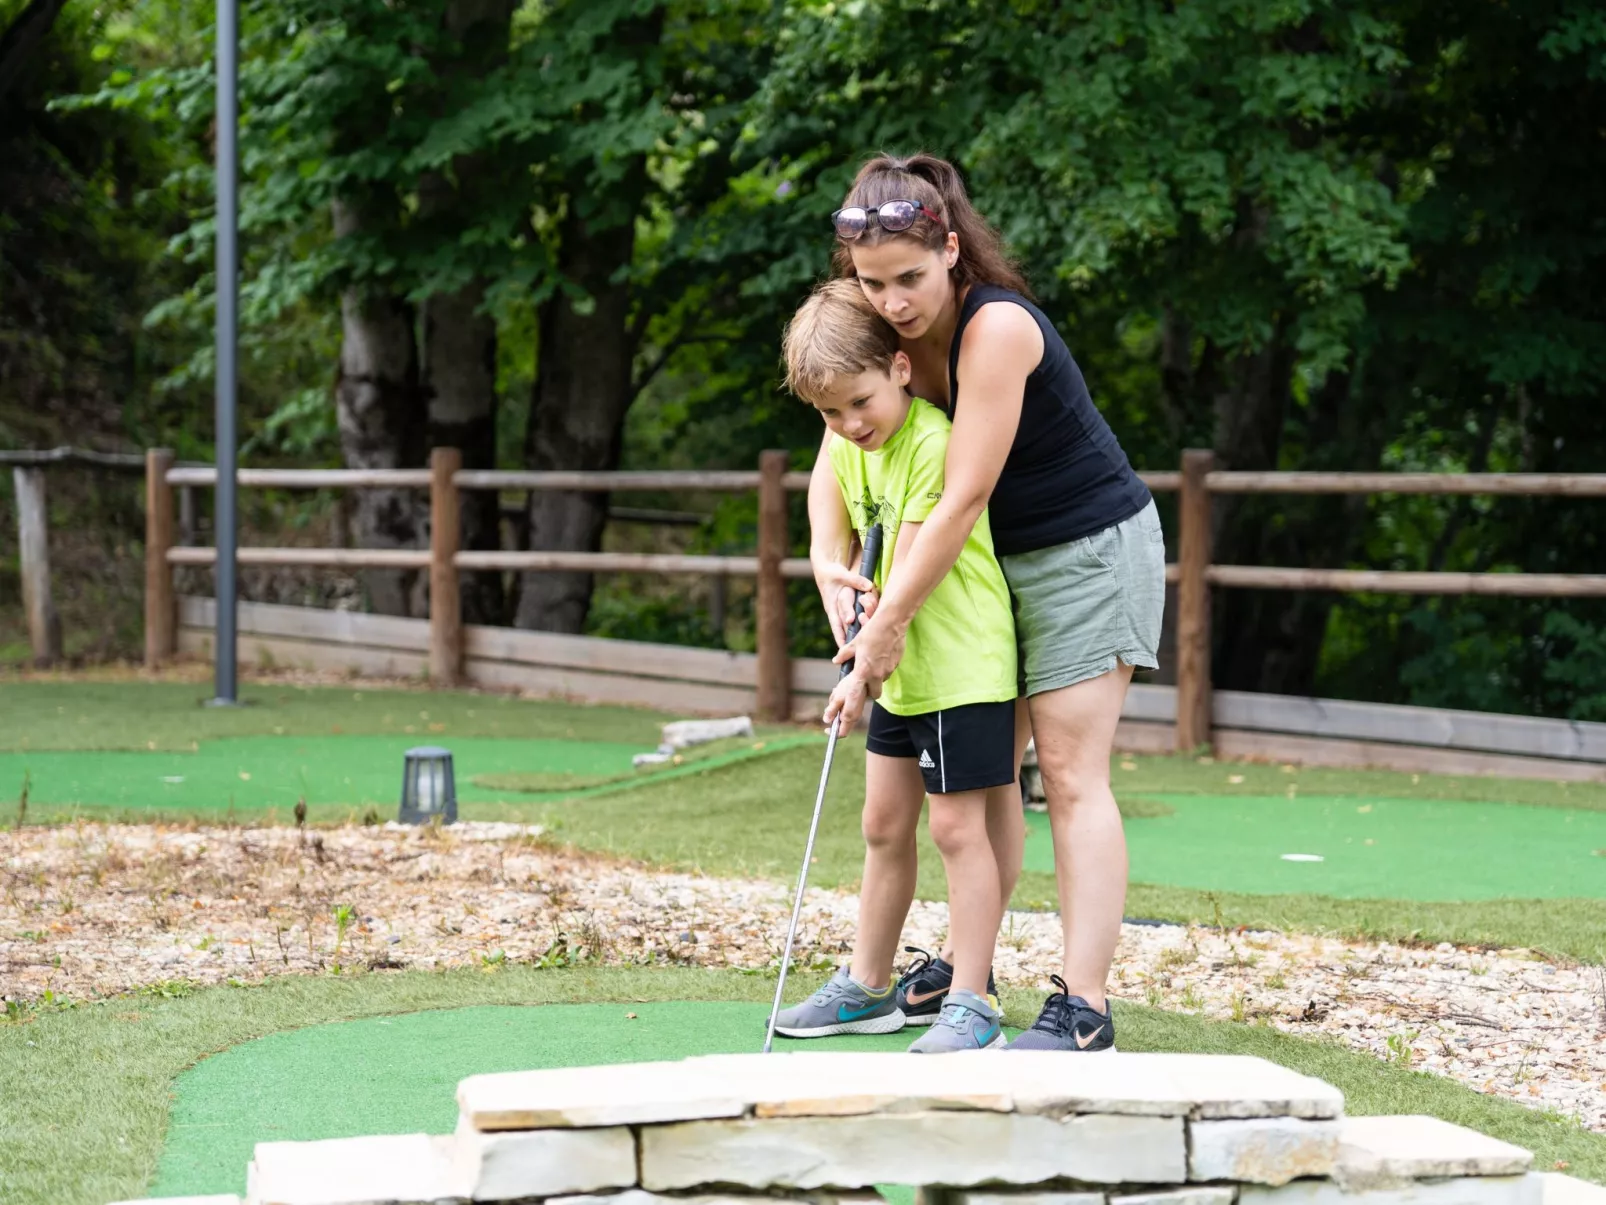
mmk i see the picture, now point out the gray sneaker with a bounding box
[907,988,1007,1052]
[772,967,906,1038]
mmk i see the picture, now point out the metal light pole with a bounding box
[212,0,239,705]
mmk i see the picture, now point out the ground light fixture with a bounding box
[399,746,457,825]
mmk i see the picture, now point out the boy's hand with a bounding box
[816,562,878,648]
[823,671,873,730]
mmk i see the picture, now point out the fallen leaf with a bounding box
[1357,804,1373,814]
[238,772,251,781]
[626,1012,638,1020]
[1228,774,1245,784]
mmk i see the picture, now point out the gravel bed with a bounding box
[3,821,1603,1131]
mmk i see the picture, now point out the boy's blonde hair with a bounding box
[782,279,900,404]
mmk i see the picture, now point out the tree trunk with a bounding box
[0,0,69,104]
[333,199,428,617]
[422,279,504,623]
[416,0,514,626]
[514,176,647,633]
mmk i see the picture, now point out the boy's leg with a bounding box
[849,749,927,989]
[925,785,1002,998]
[937,698,1029,965]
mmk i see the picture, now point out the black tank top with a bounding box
[948,285,1151,556]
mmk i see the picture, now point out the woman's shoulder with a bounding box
[957,294,1045,365]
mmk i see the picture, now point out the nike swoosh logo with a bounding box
[1073,1025,1104,1049]
[903,986,947,1007]
[838,1001,887,1022]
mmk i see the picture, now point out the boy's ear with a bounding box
[892,350,912,387]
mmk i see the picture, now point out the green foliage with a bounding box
[12,0,1606,714]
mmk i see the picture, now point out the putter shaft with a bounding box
[762,713,842,1053]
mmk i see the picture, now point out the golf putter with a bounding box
[763,521,884,1053]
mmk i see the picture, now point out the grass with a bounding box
[511,743,1606,964]
[468,736,769,793]
[0,966,1599,1205]
[3,679,1602,961]
[0,677,796,753]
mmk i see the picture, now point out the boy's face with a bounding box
[812,352,913,453]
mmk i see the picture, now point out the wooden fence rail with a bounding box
[135,445,1606,740]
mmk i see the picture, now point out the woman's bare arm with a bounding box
[808,428,875,647]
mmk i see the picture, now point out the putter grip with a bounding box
[839,523,884,681]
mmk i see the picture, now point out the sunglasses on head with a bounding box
[831,199,943,240]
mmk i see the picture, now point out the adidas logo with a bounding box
[918,749,935,769]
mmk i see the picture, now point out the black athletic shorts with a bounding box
[865,699,1016,795]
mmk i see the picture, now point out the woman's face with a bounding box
[849,233,959,341]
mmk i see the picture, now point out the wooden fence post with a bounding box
[755,449,791,722]
[145,448,176,667]
[430,446,463,686]
[13,467,62,665]
[1176,448,1214,753]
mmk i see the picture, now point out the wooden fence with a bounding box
[127,445,1606,757]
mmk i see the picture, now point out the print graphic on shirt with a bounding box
[851,488,897,561]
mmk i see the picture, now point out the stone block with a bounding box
[548,1193,865,1205]
[459,1051,1341,1131]
[459,1061,745,1130]
[1113,1191,1236,1205]
[450,1115,635,1201]
[246,1133,458,1205]
[1337,1117,1533,1189]
[952,1193,1107,1205]
[1190,1119,1341,1186]
[1539,1175,1606,1205]
[639,1111,1185,1191]
[1241,1174,1542,1205]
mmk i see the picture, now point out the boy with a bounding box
[772,279,1021,1053]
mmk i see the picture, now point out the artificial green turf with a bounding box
[0,680,791,753]
[152,1002,979,1196]
[0,734,810,822]
[2,968,1600,1205]
[1023,796,1606,900]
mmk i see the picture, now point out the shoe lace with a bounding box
[1030,974,1077,1034]
[899,945,934,979]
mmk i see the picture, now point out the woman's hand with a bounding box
[816,562,878,648]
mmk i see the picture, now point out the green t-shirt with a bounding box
[828,397,1017,716]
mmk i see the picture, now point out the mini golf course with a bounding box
[151,1002,994,1197]
[4,682,1605,1202]
[1026,796,1606,901]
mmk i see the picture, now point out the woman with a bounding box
[809,153,1165,1052]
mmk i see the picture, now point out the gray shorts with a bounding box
[998,499,1167,697]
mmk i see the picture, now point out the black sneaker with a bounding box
[893,946,998,1026]
[1007,975,1116,1051]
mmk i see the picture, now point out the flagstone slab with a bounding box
[450,1117,635,1201]
[1190,1118,1342,1185]
[1242,1175,1541,1205]
[246,1134,458,1205]
[458,1051,1342,1132]
[1336,1117,1533,1189]
[638,1111,1185,1191]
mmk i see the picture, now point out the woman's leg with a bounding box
[849,751,928,989]
[1029,663,1133,1008]
[926,788,1001,999]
